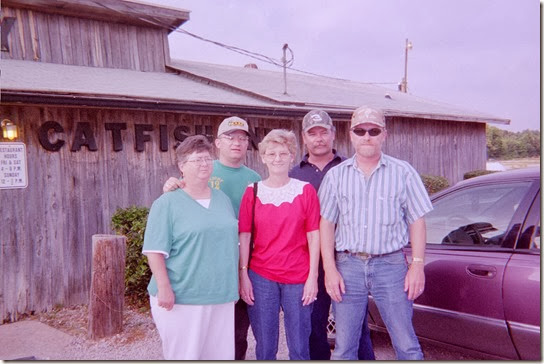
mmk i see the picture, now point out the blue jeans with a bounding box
[247,269,312,360]
[310,257,375,360]
[332,250,423,360]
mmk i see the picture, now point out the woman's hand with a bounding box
[239,271,255,306]
[301,275,318,306]
[157,286,175,311]
[146,253,175,310]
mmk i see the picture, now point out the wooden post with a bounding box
[88,234,126,339]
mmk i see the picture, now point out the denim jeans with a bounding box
[332,250,423,360]
[309,257,376,360]
[247,269,312,360]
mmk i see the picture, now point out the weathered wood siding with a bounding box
[0,104,486,321]
[1,6,168,71]
[311,115,486,184]
[383,117,487,184]
[0,104,293,321]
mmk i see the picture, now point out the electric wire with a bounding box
[107,3,398,85]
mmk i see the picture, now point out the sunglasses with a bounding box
[351,127,383,137]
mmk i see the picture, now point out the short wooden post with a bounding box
[88,234,126,339]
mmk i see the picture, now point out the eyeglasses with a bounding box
[220,134,249,142]
[185,157,213,165]
[264,152,291,160]
[351,127,383,137]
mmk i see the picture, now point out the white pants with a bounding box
[150,295,235,360]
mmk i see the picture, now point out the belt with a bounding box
[339,249,401,260]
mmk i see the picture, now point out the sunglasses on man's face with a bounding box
[351,127,383,137]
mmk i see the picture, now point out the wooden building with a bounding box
[0,0,509,322]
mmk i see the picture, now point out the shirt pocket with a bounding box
[339,194,353,227]
[378,193,401,225]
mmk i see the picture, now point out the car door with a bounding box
[503,189,540,360]
[371,179,535,359]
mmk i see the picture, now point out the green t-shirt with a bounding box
[143,188,239,305]
[208,160,261,217]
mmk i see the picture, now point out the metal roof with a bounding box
[168,59,509,125]
[1,58,509,125]
[0,59,282,109]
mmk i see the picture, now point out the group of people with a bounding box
[141,106,433,360]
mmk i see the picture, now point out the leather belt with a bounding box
[339,249,400,260]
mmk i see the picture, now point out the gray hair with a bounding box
[258,129,298,157]
[175,135,214,165]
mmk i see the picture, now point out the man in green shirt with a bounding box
[163,116,260,360]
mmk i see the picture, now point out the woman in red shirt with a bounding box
[238,129,320,360]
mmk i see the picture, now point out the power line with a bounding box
[115,3,398,85]
[175,28,397,85]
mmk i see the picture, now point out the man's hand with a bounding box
[324,268,345,303]
[162,177,184,193]
[404,263,425,300]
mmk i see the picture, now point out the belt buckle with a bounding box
[356,252,372,260]
[344,250,372,260]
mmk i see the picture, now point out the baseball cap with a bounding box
[350,106,386,128]
[217,116,249,136]
[302,109,334,132]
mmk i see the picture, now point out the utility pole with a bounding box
[400,38,413,93]
[282,43,288,95]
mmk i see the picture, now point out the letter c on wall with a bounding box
[38,121,65,152]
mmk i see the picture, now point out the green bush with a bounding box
[111,206,150,305]
[420,174,449,195]
[463,170,497,180]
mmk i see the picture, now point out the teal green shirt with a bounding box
[143,188,239,305]
[209,160,261,217]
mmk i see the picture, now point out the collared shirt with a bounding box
[289,149,344,191]
[318,153,433,254]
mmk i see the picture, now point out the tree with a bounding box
[486,125,540,159]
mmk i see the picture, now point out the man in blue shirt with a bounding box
[319,106,432,360]
[290,109,375,360]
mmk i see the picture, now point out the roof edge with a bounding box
[2,0,190,33]
[0,91,312,117]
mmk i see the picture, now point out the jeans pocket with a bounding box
[336,252,349,264]
[380,251,407,266]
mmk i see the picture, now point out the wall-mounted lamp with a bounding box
[1,119,18,140]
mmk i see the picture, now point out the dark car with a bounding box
[366,167,540,360]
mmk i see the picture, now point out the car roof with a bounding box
[433,167,540,198]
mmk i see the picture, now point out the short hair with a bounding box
[175,135,214,165]
[258,129,298,156]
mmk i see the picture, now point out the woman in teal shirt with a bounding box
[142,135,239,360]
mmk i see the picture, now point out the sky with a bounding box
[145,0,540,132]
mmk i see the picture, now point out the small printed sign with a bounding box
[0,142,28,189]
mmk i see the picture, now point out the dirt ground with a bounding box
[2,302,490,361]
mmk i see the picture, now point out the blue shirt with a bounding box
[142,188,240,305]
[289,150,344,191]
[318,153,433,254]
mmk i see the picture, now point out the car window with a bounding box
[522,191,540,250]
[530,221,540,250]
[426,181,532,246]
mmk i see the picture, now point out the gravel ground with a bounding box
[34,304,164,360]
[13,303,289,360]
[5,302,487,360]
